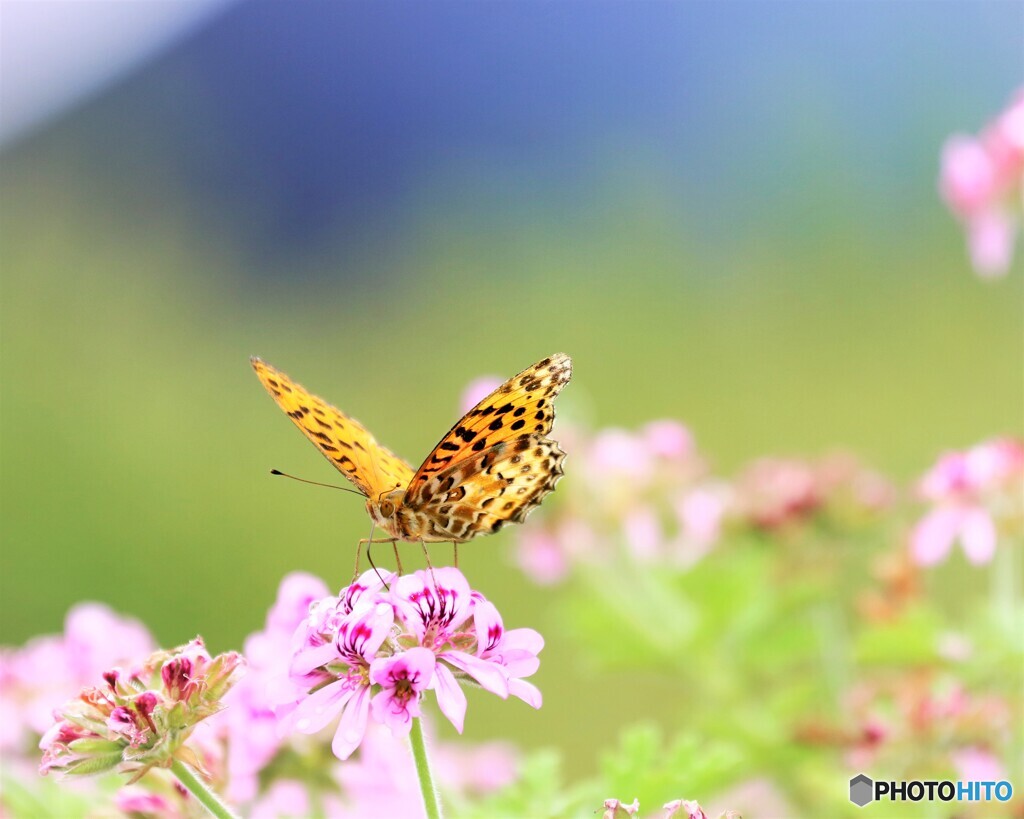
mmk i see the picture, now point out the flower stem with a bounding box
[170,757,239,819]
[409,717,443,819]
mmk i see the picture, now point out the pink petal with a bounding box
[643,420,693,460]
[940,135,996,217]
[509,679,542,708]
[442,651,509,699]
[431,662,467,733]
[369,647,435,692]
[472,598,504,655]
[910,507,961,566]
[288,679,356,735]
[967,209,1017,278]
[500,627,545,656]
[496,650,540,679]
[623,505,662,561]
[332,686,371,760]
[959,507,997,564]
[370,689,418,737]
[289,642,339,677]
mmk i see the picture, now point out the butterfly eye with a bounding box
[380,500,395,518]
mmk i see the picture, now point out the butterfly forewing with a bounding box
[251,357,414,498]
[404,353,572,506]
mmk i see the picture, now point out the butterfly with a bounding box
[252,353,572,544]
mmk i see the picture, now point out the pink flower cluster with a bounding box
[940,88,1024,277]
[515,420,727,583]
[512,415,894,584]
[284,567,542,760]
[910,437,1024,566]
[39,638,243,777]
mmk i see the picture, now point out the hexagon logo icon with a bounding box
[849,774,874,807]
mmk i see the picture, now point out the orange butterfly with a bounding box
[252,354,572,545]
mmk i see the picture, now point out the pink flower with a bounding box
[217,571,330,803]
[370,647,435,736]
[643,420,694,460]
[514,529,571,585]
[664,799,708,819]
[1,603,154,748]
[39,640,242,778]
[911,505,996,566]
[392,569,510,732]
[911,438,1024,566]
[967,208,1017,278]
[602,797,640,817]
[472,597,543,708]
[286,567,541,759]
[115,786,181,816]
[734,457,821,530]
[940,135,997,217]
[953,746,1006,783]
[432,738,519,794]
[940,88,1024,278]
[288,598,394,760]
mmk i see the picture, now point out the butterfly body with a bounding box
[253,353,571,544]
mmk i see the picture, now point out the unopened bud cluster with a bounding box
[39,638,243,779]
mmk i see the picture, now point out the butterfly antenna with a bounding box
[269,469,364,497]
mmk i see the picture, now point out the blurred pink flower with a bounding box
[663,799,708,819]
[643,420,694,460]
[514,528,572,585]
[218,571,330,803]
[953,746,1006,783]
[911,438,1024,566]
[940,136,997,217]
[432,738,519,794]
[460,376,503,415]
[0,603,154,755]
[734,457,821,530]
[602,797,640,817]
[940,88,1024,278]
[967,208,1017,277]
[114,786,181,816]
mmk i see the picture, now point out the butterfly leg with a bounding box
[392,541,403,576]
[453,541,459,569]
[355,537,399,584]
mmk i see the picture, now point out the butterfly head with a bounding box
[367,488,406,530]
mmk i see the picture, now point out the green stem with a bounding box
[170,758,239,819]
[409,717,443,819]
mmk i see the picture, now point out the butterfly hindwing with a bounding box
[405,352,572,505]
[409,433,566,540]
[251,357,414,498]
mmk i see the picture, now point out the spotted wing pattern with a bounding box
[407,433,566,540]
[402,353,572,539]
[405,353,571,502]
[251,357,414,497]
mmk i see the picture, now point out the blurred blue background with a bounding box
[2,0,1020,782]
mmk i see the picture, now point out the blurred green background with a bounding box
[1,0,1021,785]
